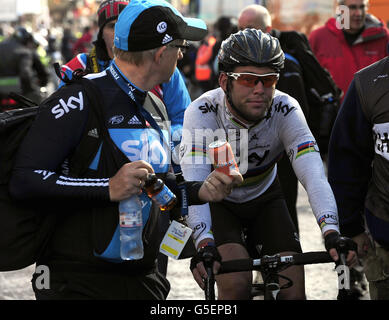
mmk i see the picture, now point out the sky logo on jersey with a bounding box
[272,101,295,117]
[295,141,318,159]
[34,170,55,180]
[110,128,170,173]
[51,92,84,119]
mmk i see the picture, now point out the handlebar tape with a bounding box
[219,258,254,274]
[292,251,333,265]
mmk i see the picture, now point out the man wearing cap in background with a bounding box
[61,0,191,158]
[60,0,193,277]
[9,0,236,300]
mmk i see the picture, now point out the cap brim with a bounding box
[181,17,208,41]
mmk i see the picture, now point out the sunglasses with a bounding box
[226,72,279,88]
[168,41,190,54]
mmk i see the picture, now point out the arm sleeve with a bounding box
[278,96,339,234]
[179,100,216,247]
[9,85,110,203]
[327,80,373,237]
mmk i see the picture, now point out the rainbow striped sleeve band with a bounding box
[296,141,317,159]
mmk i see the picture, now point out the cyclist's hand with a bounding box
[109,161,153,201]
[198,170,243,202]
[190,241,221,290]
[324,231,358,267]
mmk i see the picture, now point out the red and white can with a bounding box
[208,140,240,176]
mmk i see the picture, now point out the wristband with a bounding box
[198,241,215,250]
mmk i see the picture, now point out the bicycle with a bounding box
[203,250,346,300]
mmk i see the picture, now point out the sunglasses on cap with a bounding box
[226,72,279,88]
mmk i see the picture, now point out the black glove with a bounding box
[324,232,357,260]
[190,244,222,272]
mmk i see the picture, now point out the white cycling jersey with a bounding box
[180,87,339,246]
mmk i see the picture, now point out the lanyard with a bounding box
[108,62,187,215]
[107,62,170,155]
[108,62,181,172]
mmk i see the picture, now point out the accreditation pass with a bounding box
[160,220,192,259]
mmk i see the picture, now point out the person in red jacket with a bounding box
[309,0,389,103]
[72,26,93,55]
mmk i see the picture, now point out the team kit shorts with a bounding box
[210,177,302,257]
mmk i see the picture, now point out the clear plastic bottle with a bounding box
[144,173,177,211]
[119,195,144,260]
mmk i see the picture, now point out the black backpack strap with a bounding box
[7,92,38,108]
[68,78,129,177]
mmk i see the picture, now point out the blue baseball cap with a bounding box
[114,0,208,52]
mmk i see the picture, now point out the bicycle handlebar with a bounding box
[205,251,336,300]
[219,258,253,274]
[292,251,333,265]
[218,251,333,274]
[205,267,215,300]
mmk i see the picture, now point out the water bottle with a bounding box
[119,195,144,260]
[144,173,177,211]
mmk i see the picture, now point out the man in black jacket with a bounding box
[60,0,193,279]
[328,56,389,300]
[9,0,241,300]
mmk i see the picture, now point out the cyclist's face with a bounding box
[342,0,368,34]
[220,65,277,123]
[102,20,117,59]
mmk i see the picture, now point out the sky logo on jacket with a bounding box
[51,92,84,119]
[109,127,170,173]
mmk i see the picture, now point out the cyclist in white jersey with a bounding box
[180,29,358,299]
